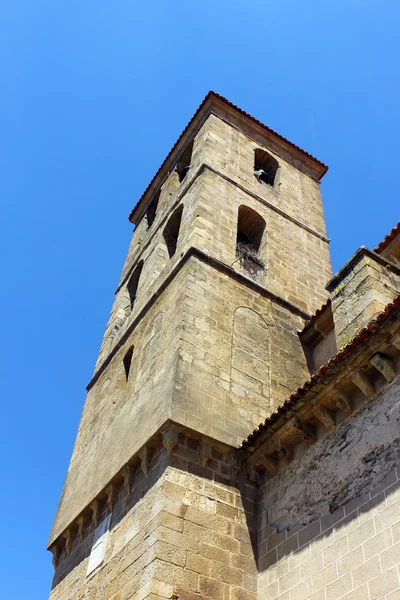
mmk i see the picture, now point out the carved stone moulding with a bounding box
[244,338,399,483]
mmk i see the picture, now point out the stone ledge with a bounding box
[87,246,311,391]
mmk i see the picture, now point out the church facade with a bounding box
[48,92,400,600]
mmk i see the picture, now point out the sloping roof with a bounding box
[301,298,331,332]
[242,294,400,449]
[128,91,328,223]
[374,221,400,254]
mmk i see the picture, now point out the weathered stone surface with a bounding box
[48,94,400,600]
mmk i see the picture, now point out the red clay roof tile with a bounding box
[241,294,400,449]
[374,221,400,254]
[128,91,328,223]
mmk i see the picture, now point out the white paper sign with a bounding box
[86,514,111,576]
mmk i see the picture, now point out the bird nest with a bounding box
[236,243,267,274]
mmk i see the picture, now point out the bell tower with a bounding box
[48,92,331,600]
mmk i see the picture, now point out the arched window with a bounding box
[236,205,266,272]
[163,205,183,258]
[237,205,266,251]
[146,191,160,228]
[123,346,134,381]
[254,149,279,186]
[127,260,143,310]
[176,141,193,182]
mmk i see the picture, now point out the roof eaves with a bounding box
[241,293,400,449]
[374,221,400,254]
[128,91,328,224]
[300,298,331,333]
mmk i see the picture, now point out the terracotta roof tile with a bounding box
[302,298,331,331]
[241,294,400,449]
[374,221,400,254]
[128,91,328,223]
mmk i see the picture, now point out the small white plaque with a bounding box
[86,514,111,576]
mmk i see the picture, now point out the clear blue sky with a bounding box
[1,1,399,597]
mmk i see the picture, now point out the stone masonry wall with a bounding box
[50,265,187,543]
[188,167,332,314]
[49,430,258,600]
[201,114,328,239]
[51,249,313,545]
[329,251,400,350]
[96,111,332,373]
[172,256,310,442]
[258,375,400,600]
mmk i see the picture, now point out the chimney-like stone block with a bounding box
[327,248,400,349]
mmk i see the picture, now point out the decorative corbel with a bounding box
[230,451,243,484]
[50,542,62,568]
[162,425,182,456]
[390,333,400,351]
[274,440,293,461]
[334,390,353,416]
[63,528,73,556]
[370,353,396,382]
[246,465,260,485]
[312,403,336,431]
[351,370,375,400]
[231,463,241,485]
[292,419,316,444]
[199,437,213,467]
[77,515,90,542]
[122,464,134,495]
[90,498,100,528]
[106,483,117,512]
[253,455,278,478]
[138,446,151,477]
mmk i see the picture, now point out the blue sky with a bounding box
[1,1,399,597]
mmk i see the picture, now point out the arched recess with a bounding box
[163,205,183,258]
[146,191,160,228]
[138,312,165,391]
[254,148,279,186]
[236,205,267,274]
[236,205,266,251]
[230,307,271,416]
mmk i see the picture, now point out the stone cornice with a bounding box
[326,246,400,292]
[119,162,329,295]
[129,91,328,225]
[244,314,400,483]
[48,421,238,553]
[88,246,311,391]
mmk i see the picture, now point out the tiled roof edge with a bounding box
[374,221,400,254]
[241,293,400,449]
[128,91,328,223]
[301,298,331,332]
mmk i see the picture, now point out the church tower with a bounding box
[48,92,331,600]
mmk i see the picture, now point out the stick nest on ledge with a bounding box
[236,243,267,274]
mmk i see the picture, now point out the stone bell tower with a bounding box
[48,92,332,600]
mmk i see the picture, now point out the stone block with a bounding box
[352,555,381,587]
[368,568,399,600]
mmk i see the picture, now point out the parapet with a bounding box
[327,247,400,349]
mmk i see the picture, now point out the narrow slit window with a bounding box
[146,191,160,228]
[163,205,183,258]
[176,141,193,182]
[254,149,279,186]
[123,346,134,381]
[127,261,143,310]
